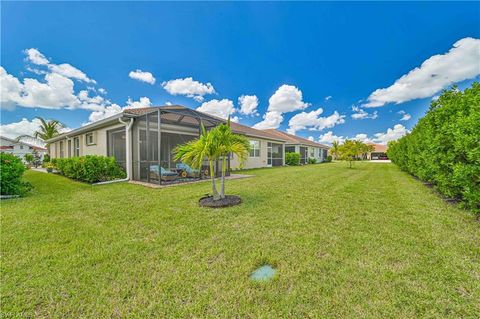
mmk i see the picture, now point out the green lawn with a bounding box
[2,163,479,318]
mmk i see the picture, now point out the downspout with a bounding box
[93,118,134,185]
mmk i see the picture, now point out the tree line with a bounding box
[387,83,479,214]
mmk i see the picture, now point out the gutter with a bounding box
[93,118,134,185]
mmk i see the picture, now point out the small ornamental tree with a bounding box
[338,140,369,168]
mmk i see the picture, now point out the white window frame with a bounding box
[73,137,80,157]
[249,140,260,158]
[85,132,96,146]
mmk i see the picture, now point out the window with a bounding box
[73,137,80,157]
[249,140,260,157]
[59,141,64,158]
[85,132,96,145]
[19,145,24,150]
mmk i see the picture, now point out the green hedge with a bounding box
[387,83,480,213]
[0,153,33,196]
[53,155,126,183]
[285,152,300,166]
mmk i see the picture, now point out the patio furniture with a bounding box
[149,165,179,182]
[176,163,200,178]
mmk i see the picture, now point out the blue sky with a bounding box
[1,2,479,144]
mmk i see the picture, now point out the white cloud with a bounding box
[88,104,123,123]
[196,99,235,119]
[364,37,480,107]
[351,106,378,120]
[372,124,409,144]
[318,131,345,144]
[352,133,373,144]
[0,118,69,140]
[125,97,152,109]
[307,136,314,141]
[287,108,345,135]
[253,84,309,129]
[238,95,259,116]
[252,111,284,130]
[87,97,152,123]
[98,88,107,95]
[24,48,49,65]
[325,96,332,101]
[49,63,96,84]
[1,67,80,109]
[397,110,411,121]
[128,69,156,85]
[162,77,215,102]
[24,48,96,84]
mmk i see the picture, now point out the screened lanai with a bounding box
[109,105,228,185]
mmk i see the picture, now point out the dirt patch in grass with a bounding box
[199,195,242,208]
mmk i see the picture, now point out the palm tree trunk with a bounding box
[210,160,220,200]
[220,155,227,198]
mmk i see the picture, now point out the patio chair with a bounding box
[149,165,178,182]
[176,163,200,178]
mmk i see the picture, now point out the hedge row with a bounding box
[0,153,33,196]
[53,155,126,183]
[387,83,480,213]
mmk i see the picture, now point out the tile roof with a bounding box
[368,143,388,152]
[262,129,330,148]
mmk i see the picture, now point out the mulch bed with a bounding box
[199,195,242,208]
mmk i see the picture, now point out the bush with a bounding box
[285,152,300,166]
[325,155,332,163]
[0,153,33,196]
[53,155,126,183]
[43,154,50,163]
[307,157,317,164]
[388,82,480,213]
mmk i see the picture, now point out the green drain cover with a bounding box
[250,265,276,281]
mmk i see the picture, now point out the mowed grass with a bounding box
[1,162,479,318]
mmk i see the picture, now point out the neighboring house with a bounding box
[47,105,289,185]
[365,143,389,160]
[0,136,47,162]
[262,129,330,164]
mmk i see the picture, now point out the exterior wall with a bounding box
[49,124,123,159]
[230,137,283,169]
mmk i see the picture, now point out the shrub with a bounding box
[285,152,300,166]
[53,155,126,183]
[388,82,480,213]
[325,155,332,163]
[307,157,317,164]
[0,153,33,196]
[43,154,50,163]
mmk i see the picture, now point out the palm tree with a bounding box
[211,118,250,198]
[173,124,222,200]
[330,140,340,160]
[34,117,64,142]
[173,120,250,201]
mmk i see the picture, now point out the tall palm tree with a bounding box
[330,140,340,160]
[173,124,222,200]
[211,118,250,198]
[33,117,64,142]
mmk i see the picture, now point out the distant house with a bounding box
[365,143,388,160]
[262,129,330,164]
[0,136,47,162]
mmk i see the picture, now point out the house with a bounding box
[0,136,47,163]
[365,143,388,160]
[47,105,289,185]
[262,129,330,164]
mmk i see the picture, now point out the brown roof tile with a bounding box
[263,129,329,148]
